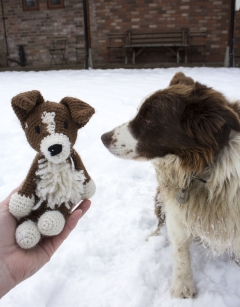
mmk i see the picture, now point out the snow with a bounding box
[0,67,240,307]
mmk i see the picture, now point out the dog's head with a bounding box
[101,72,240,173]
[12,90,95,164]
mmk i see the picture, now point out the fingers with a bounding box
[74,199,91,216]
[41,199,91,254]
[60,199,91,240]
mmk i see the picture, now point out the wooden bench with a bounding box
[124,30,188,64]
[106,33,125,63]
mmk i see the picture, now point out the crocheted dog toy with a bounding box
[9,90,96,249]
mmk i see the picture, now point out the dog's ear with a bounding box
[169,72,194,86]
[182,82,240,131]
[11,90,45,128]
[60,97,95,128]
[181,82,240,150]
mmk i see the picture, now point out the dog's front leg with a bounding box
[71,149,96,199]
[166,213,196,298]
[9,154,39,219]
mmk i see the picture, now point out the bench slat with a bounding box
[131,38,184,43]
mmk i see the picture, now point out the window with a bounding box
[22,0,39,11]
[47,0,64,9]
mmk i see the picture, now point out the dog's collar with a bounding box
[176,175,207,205]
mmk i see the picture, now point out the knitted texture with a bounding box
[9,193,35,219]
[60,97,95,128]
[40,133,71,164]
[9,90,96,249]
[35,158,85,209]
[82,179,96,199]
[16,221,41,249]
[38,211,65,236]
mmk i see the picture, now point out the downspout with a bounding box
[229,0,235,67]
[0,0,9,65]
[83,0,89,69]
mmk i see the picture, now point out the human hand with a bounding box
[0,187,91,298]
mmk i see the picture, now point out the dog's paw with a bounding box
[38,210,65,236]
[82,179,96,199]
[9,192,35,219]
[16,221,41,249]
[171,278,196,299]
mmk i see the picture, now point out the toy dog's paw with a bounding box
[16,221,41,249]
[9,193,35,219]
[82,179,96,199]
[38,211,65,236]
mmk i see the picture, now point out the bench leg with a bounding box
[184,48,188,63]
[177,49,179,64]
[125,50,128,64]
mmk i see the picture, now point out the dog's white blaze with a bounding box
[41,111,56,134]
[108,122,138,159]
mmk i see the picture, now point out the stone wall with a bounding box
[0,0,239,67]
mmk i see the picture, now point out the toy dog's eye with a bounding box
[64,121,68,129]
[35,126,40,134]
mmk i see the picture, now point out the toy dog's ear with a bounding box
[60,97,95,128]
[11,90,45,128]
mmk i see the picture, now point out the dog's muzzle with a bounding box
[101,131,113,148]
[40,133,71,164]
[48,144,63,156]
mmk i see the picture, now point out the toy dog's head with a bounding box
[12,90,95,164]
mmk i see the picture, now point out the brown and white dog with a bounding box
[101,72,240,298]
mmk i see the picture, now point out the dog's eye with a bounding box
[35,126,40,134]
[64,121,68,129]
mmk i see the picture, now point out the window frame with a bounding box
[47,0,65,10]
[22,0,39,11]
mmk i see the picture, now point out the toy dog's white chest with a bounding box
[34,158,85,209]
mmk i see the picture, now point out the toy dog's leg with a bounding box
[37,211,65,236]
[9,155,39,219]
[71,149,96,199]
[16,221,41,249]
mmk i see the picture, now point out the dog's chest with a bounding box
[34,158,85,209]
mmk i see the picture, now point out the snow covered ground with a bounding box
[1,67,240,307]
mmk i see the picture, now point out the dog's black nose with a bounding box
[48,144,62,156]
[101,132,113,147]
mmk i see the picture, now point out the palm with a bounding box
[0,190,90,293]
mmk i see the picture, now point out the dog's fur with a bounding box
[101,72,240,298]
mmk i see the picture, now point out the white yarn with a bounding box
[16,221,41,249]
[41,111,56,134]
[9,193,35,219]
[34,158,85,209]
[82,179,96,199]
[38,211,65,236]
[40,133,71,164]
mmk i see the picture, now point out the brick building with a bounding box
[0,0,239,68]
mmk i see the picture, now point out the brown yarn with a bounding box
[10,90,95,247]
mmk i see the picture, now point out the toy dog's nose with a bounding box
[101,131,113,147]
[48,144,62,156]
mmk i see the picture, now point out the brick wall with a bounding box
[89,0,232,65]
[0,0,239,67]
[0,0,85,67]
